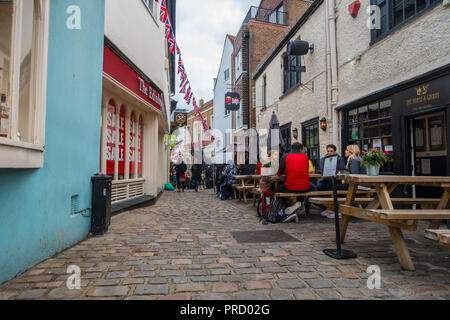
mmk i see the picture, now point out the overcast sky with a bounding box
[174,0,261,111]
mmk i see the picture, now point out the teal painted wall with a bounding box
[0,0,105,284]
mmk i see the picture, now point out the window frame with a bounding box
[370,0,442,44]
[282,53,302,94]
[0,0,50,168]
[344,98,394,174]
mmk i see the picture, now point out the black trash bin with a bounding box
[91,174,112,235]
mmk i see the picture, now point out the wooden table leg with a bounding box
[427,188,449,230]
[340,215,351,244]
[389,226,415,271]
[377,183,415,271]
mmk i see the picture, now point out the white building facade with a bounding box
[100,0,174,205]
[213,35,235,164]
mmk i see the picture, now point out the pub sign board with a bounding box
[225,92,240,111]
[396,74,450,116]
[174,112,188,127]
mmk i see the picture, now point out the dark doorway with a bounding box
[302,118,320,171]
[410,110,447,198]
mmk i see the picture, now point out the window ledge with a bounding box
[0,138,44,168]
[279,82,302,100]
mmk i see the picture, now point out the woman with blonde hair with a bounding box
[344,144,366,174]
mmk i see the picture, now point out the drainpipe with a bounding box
[327,0,339,148]
[325,0,332,125]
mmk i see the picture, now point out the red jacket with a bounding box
[277,152,310,191]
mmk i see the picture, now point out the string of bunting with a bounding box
[157,0,209,132]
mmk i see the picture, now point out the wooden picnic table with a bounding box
[337,174,450,271]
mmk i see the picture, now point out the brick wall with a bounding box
[248,22,289,128]
[286,0,312,26]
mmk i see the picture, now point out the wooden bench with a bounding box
[424,229,450,252]
[309,197,441,211]
[250,187,261,207]
[237,185,256,203]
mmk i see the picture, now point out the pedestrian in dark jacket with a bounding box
[191,164,203,192]
[205,165,213,189]
[175,161,187,192]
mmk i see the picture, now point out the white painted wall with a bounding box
[213,36,234,164]
[104,0,171,128]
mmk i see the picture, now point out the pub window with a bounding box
[283,54,301,94]
[0,0,50,150]
[371,0,442,42]
[138,115,143,178]
[302,119,320,171]
[345,99,394,173]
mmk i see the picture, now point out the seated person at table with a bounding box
[219,160,238,200]
[336,144,368,192]
[276,142,310,215]
[307,144,346,217]
[345,144,366,175]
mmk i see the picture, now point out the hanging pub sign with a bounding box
[225,92,240,111]
[174,111,188,127]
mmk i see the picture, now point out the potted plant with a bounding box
[361,148,389,176]
[260,161,275,176]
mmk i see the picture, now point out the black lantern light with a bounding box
[320,117,327,131]
[292,128,298,140]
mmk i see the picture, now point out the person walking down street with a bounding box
[276,142,311,219]
[191,163,203,192]
[205,165,213,189]
[220,160,238,200]
[175,161,187,192]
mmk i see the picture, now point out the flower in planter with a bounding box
[361,148,389,167]
[262,161,272,168]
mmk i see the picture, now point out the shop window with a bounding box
[118,106,126,180]
[138,115,143,178]
[0,0,50,168]
[129,111,136,178]
[106,100,117,176]
[371,0,442,43]
[345,99,393,173]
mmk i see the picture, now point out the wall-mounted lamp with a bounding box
[292,128,298,140]
[320,117,327,131]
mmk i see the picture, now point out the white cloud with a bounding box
[174,0,261,111]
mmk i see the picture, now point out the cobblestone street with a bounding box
[1,189,449,300]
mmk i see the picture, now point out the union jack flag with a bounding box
[165,20,172,40]
[192,96,197,108]
[178,56,185,75]
[176,45,181,56]
[186,92,193,105]
[184,86,191,101]
[168,32,175,54]
[160,0,168,23]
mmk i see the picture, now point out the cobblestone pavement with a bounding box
[1,189,449,300]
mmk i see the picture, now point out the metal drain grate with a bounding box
[230,230,299,243]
